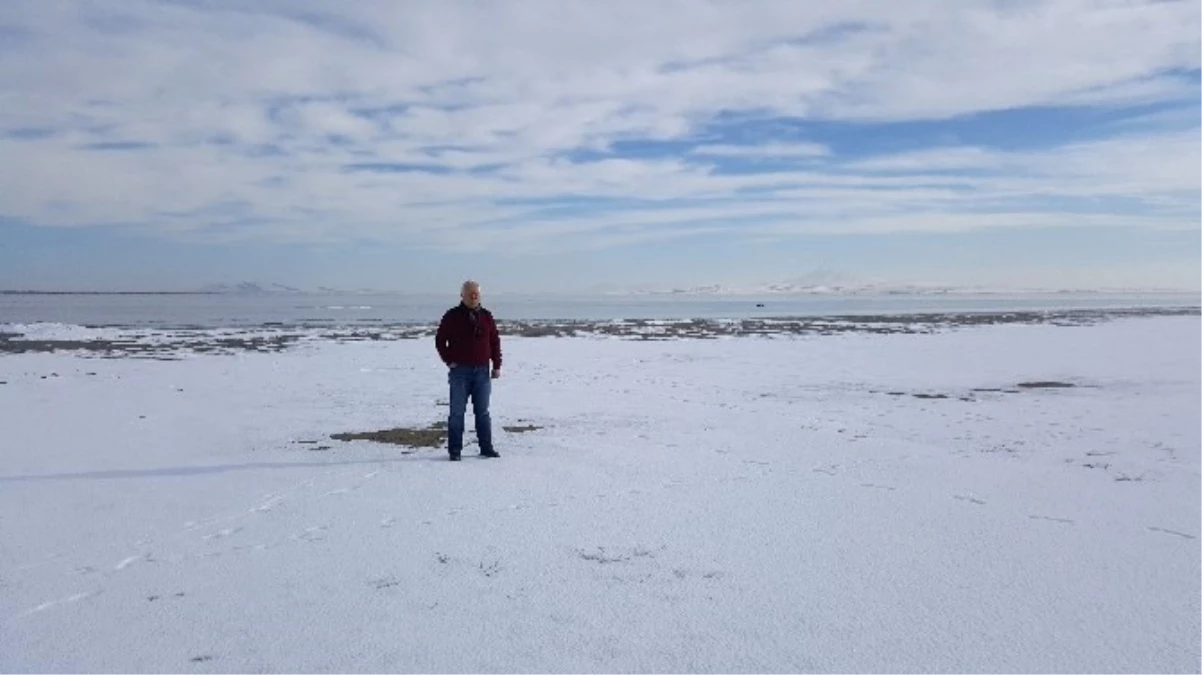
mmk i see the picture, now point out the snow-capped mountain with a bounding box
[196,282,305,294]
[616,271,965,296]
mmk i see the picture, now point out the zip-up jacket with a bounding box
[435,303,502,369]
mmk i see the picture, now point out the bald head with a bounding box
[461,280,481,309]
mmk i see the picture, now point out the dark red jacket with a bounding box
[435,303,502,369]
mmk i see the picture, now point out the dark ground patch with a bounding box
[331,424,447,449]
[328,419,535,451]
[0,332,301,358]
[503,424,543,433]
[877,380,1082,401]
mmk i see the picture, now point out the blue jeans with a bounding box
[448,365,493,455]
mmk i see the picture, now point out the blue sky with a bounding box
[0,0,1199,293]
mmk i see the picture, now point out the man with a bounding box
[435,280,502,461]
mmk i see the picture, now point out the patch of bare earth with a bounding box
[330,422,448,451]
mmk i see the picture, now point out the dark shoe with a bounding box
[449,453,461,461]
[479,450,500,458]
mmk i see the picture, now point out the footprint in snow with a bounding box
[1029,515,1074,524]
[291,525,328,542]
[250,496,283,513]
[115,555,149,570]
[1147,526,1195,539]
[202,527,242,541]
[18,591,98,618]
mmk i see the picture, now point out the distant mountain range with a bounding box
[196,283,380,295]
[4,279,1194,296]
[188,278,1197,297]
[601,274,1200,296]
[197,282,304,294]
[617,284,1198,296]
[608,272,966,296]
[621,283,961,296]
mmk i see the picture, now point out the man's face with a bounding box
[462,286,481,308]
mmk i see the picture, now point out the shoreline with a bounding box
[0,305,1197,359]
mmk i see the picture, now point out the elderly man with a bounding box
[435,280,502,461]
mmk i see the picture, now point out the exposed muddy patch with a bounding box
[331,424,447,449]
[503,424,543,433]
[1016,381,1077,389]
[878,380,1083,402]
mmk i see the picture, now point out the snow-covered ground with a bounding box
[1,315,1198,673]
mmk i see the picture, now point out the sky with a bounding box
[0,0,1199,293]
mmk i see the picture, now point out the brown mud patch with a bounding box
[330,422,448,450]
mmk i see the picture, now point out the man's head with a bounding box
[461,280,481,309]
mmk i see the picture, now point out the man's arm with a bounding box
[489,314,502,374]
[435,312,453,365]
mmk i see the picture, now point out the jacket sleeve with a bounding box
[489,314,502,370]
[435,312,452,364]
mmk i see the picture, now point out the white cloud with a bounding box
[692,142,830,158]
[844,147,1006,172]
[0,0,1197,256]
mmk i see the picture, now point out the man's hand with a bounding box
[491,368,501,379]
